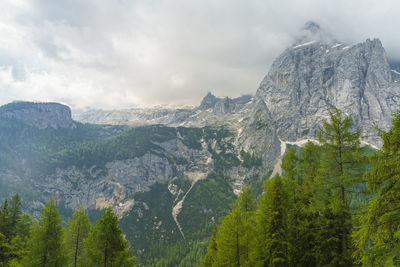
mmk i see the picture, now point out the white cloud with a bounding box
[0,0,400,109]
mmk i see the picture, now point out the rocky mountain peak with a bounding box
[0,101,74,129]
[254,35,398,146]
[199,92,220,110]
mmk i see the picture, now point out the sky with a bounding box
[0,0,399,110]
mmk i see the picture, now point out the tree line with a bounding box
[204,108,400,266]
[0,196,136,267]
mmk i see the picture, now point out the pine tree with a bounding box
[317,107,365,265]
[353,111,400,265]
[84,207,136,267]
[22,198,67,267]
[65,206,91,267]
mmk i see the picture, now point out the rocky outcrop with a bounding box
[255,25,400,146]
[0,102,74,129]
[198,92,219,110]
[26,136,217,214]
[38,152,178,211]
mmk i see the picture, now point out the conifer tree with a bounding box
[205,187,255,267]
[0,195,32,265]
[298,141,320,204]
[9,194,22,239]
[253,174,288,266]
[0,200,11,240]
[84,207,136,267]
[233,187,255,266]
[203,226,218,267]
[215,209,243,266]
[65,206,91,267]
[293,141,322,266]
[354,111,400,265]
[281,146,299,184]
[317,107,365,265]
[22,199,67,267]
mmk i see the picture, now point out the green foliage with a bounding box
[0,197,136,266]
[22,199,67,267]
[84,207,135,266]
[253,175,289,266]
[211,150,241,174]
[204,109,383,266]
[317,108,367,265]
[177,127,203,150]
[240,149,262,168]
[0,116,125,175]
[53,125,177,171]
[203,226,218,267]
[353,111,400,266]
[65,206,92,267]
[178,173,236,240]
[120,173,235,266]
[203,187,255,267]
[0,195,32,265]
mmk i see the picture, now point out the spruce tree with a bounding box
[84,207,136,267]
[65,206,91,267]
[22,199,67,267]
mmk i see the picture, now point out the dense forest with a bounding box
[2,107,400,266]
[203,108,400,266]
[0,196,136,266]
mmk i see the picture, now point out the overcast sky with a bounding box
[0,0,399,110]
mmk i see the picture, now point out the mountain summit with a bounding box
[254,36,398,146]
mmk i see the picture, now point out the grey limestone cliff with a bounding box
[255,26,400,147]
[0,101,74,129]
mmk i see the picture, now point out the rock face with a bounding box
[38,152,181,211]
[0,102,74,129]
[255,28,400,146]
[199,92,219,110]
